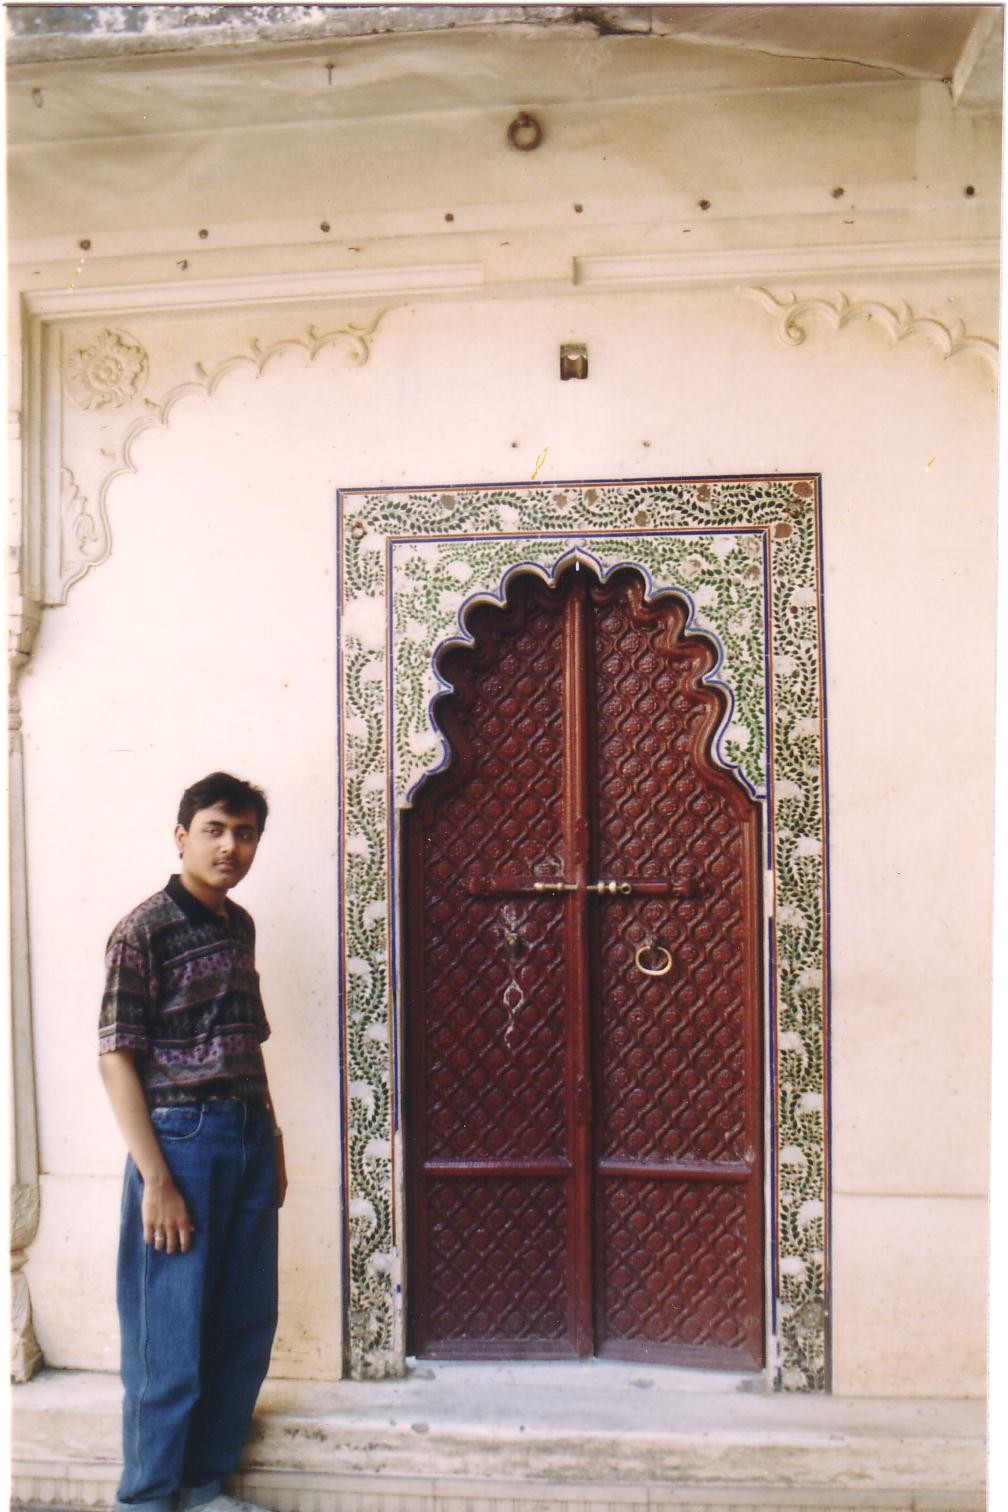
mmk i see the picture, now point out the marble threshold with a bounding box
[10,1361,985,1512]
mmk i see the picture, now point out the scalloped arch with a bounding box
[54,311,386,605]
[409,550,743,809]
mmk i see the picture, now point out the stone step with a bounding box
[11,1364,986,1512]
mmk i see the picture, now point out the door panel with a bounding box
[589,579,764,1366]
[598,1176,759,1365]
[405,588,581,1356]
[424,1177,570,1349]
[405,565,764,1367]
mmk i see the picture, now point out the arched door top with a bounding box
[389,536,769,810]
[418,557,743,804]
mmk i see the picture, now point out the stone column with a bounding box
[9,598,43,1382]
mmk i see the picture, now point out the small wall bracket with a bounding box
[560,343,588,380]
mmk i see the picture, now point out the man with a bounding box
[99,772,286,1512]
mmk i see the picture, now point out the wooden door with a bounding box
[404,566,764,1369]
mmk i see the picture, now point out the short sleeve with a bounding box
[98,930,154,1057]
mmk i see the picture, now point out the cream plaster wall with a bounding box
[11,59,997,1397]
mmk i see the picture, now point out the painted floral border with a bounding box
[337,477,828,1390]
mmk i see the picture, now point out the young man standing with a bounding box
[99,773,286,1512]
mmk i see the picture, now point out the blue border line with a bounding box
[334,498,352,1373]
[767,925,780,1384]
[340,471,824,495]
[815,478,834,1393]
[387,535,403,1143]
[760,523,781,1381]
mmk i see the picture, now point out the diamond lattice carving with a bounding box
[426,1178,569,1342]
[414,593,569,1161]
[600,1177,754,1351]
[592,580,756,1165]
[424,899,568,1159]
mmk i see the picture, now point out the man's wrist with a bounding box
[140,1162,173,1188]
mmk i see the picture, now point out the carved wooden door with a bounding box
[404,566,764,1369]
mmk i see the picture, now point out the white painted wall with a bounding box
[12,58,997,1396]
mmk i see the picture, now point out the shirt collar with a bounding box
[166,873,230,928]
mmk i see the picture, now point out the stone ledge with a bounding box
[11,1365,986,1512]
[7,1471,989,1512]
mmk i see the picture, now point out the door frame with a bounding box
[401,565,768,1367]
[335,476,831,1390]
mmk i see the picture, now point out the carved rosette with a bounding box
[64,327,149,411]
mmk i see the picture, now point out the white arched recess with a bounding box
[9,266,996,1393]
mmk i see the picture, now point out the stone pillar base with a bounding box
[11,1264,43,1383]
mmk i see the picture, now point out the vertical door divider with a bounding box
[563,576,595,1357]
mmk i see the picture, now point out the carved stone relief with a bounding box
[19,278,996,620]
[10,1183,42,1381]
[58,466,109,591]
[11,1269,42,1383]
[46,309,386,607]
[63,327,149,411]
[740,286,999,378]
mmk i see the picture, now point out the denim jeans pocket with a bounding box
[150,1107,205,1141]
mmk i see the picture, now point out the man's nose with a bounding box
[219,831,237,853]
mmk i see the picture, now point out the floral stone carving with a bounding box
[64,327,149,411]
[740,287,998,377]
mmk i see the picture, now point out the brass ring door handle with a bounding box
[634,937,673,977]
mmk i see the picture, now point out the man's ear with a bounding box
[174,823,187,857]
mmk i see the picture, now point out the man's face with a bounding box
[175,802,261,900]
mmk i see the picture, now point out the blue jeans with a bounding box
[116,1099,279,1511]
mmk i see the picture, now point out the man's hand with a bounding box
[99,1049,196,1256]
[141,1171,195,1255]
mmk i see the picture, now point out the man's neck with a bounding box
[177,869,230,917]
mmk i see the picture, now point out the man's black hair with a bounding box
[177,772,269,835]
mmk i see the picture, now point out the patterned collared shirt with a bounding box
[99,874,271,1108]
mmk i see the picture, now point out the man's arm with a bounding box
[99,1049,194,1255]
